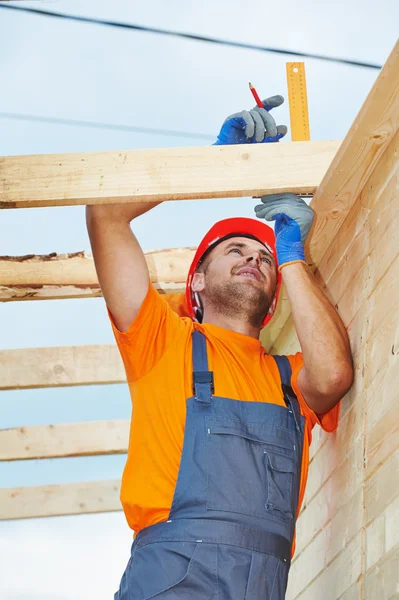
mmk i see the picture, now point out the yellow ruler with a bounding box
[286,62,310,141]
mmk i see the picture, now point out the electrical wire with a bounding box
[0,111,215,140]
[0,3,383,70]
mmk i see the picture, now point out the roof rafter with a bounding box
[0,140,339,209]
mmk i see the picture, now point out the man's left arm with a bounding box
[282,262,353,414]
[255,192,354,415]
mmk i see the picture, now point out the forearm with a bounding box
[86,200,162,224]
[281,262,353,393]
[85,201,162,332]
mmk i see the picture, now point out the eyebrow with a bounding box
[224,241,275,264]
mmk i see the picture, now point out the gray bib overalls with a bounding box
[115,330,305,599]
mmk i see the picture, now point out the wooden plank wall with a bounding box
[273,125,399,599]
[262,38,399,352]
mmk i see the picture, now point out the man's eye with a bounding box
[261,257,272,265]
[229,248,242,255]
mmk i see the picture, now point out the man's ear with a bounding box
[267,294,278,316]
[191,272,205,293]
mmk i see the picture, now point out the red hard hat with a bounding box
[186,217,281,328]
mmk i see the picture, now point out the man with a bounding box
[86,95,353,599]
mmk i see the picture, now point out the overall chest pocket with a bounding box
[206,420,296,522]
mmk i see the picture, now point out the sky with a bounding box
[0,1,398,598]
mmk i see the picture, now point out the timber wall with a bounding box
[270,128,399,598]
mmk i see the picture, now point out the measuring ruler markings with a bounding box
[286,62,310,142]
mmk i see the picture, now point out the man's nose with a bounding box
[245,252,262,266]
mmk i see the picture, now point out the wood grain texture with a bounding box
[365,496,399,571]
[296,440,364,554]
[0,247,195,301]
[262,40,399,352]
[286,533,362,600]
[364,450,398,527]
[272,44,399,598]
[0,480,121,520]
[0,345,125,390]
[289,489,363,597]
[363,544,399,600]
[0,419,129,460]
[308,40,399,269]
[269,148,398,353]
[0,141,340,209]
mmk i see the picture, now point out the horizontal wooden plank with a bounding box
[366,400,399,481]
[266,313,300,356]
[260,285,293,351]
[367,301,399,388]
[0,345,124,390]
[308,40,399,271]
[0,141,340,209]
[296,440,364,553]
[270,125,398,360]
[365,496,399,571]
[364,449,398,526]
[0,419,129,461]
[336,583,361,600]
[314,124,399,297]
[0,480,121,520]
[286,532,362,600]
[265,40,399,352]
[0,247,194,301]
[366,354,399,438]
[305,405,364,501]
[271,164,399,355]
[308,364,365,463]
[322,152,399,328]
[289,488,362,597]
[364,544,399,600]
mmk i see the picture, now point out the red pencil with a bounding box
[249,82,263,108]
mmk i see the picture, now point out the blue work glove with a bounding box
[214,95,287,145]
[254,193,315,270]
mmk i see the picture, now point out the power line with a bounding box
[0,3,382,70]
[0,111,214,140]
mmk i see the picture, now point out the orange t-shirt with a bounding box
[109,284,340,555]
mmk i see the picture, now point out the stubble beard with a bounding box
[204,277,274,328]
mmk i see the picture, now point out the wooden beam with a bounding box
[0,247,194,301]
[0,420,129,461]
[0,141,340,209]
[262,39,399,351]
[0,480,121,520]
[0,345,124,390]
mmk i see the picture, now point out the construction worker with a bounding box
[86,95,353,599]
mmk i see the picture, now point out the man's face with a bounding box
[192,236,278,327]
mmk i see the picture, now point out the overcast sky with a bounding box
[0,1,398,598]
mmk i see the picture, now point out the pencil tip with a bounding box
[248,82,253,88]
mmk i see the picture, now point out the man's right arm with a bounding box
[86,202,161,332]
[86,93,286,333]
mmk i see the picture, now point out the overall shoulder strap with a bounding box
[273,355,301,432]
[192,330,214,403]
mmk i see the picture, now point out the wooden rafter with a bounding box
[0,420,129,461]
[0,247,194,301]
[0,480,121,520]
[0,141,340,209]
[0,345,124,390]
